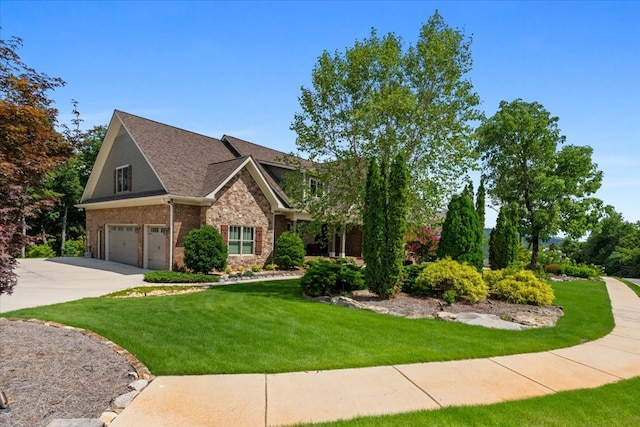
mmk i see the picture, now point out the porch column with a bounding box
[339,226,346,258]
[329,233,336,257]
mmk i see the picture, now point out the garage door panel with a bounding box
[108,226,138,266]
[147,227,167,270]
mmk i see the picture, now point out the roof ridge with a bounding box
[206,156,250,167]
[116,110,222,142]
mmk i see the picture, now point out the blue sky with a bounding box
[2,1,639,229]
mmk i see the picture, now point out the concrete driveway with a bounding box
[626,278,640,287]
[0,257,148,313]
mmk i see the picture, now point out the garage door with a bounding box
[108,225,138,266]
[147,227,167,270]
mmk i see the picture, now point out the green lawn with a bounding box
[619,277,640,298]
[2,279,613,375]
[300,376,640,426]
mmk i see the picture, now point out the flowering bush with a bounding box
[405,227,440,263]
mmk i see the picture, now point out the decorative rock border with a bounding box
[5,318,153,426]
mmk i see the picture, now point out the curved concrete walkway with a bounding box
[110,277,640,426]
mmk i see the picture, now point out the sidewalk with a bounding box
[111,277,640,426]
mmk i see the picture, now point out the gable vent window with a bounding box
[114,165,132,193]
[228,226,254,255]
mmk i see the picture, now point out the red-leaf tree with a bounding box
[1,36,72,294]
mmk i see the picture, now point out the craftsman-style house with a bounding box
[78,111,362,270]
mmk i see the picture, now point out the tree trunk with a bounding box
[529,233,540,270]
[60,205,68,256]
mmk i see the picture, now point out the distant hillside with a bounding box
[482,228,564,258]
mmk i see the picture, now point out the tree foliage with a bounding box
[489,204,520,270]
[476,176,486,228]
[362,154,408,298]
[289,11,481,232]
[29,125,106,254]
[578,210,640,276]
[436,193,483,271]
[362,158,385,293]
[183,226,227,274]
[1,36,72,294]
[384,152,409,291]
[476,99,603,270]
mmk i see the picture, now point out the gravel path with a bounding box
[0,319,135,427]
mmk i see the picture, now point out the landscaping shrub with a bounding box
[561,263,600,278]
[144,271,220,283]
[544,263,563,275]
[490,269,554,306]
[301,259,365,297]
[62,238,85,257]
[274,231,305,269]
[183,226,227,273]
[401,263,430,294]
[415,258,488,303]
[25,244,56,258]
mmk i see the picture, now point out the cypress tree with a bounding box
[489,204,520,269]
[363,158,384,293]
[476,177,486,229]
[437,193,484,271]
[382,152,408,296]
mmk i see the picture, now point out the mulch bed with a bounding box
[0,319,138,427]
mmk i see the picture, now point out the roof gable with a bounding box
[82,110,308,211]
[203,156,285,210]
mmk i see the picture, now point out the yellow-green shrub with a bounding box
[483,269,507,288]
[415,258,488,303]
[490,270,554,306]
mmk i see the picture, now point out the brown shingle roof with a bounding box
[200,157,249,196]
[222,135,313,169]
[116,111,237,197]
[114,111,300,207]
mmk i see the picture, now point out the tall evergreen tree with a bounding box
[437,193,483,271]
[476,177,486,228]
[363,158,385,293]
[489,204,519,269]
[363,155,409,298]
[383,152,409,294]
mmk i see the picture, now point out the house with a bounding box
[78,110,362,270]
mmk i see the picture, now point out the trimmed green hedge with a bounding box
[144,271,220,283]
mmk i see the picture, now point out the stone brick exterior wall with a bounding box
[85,204,169,268]
[172,204,207,270]
[206,168,274,269]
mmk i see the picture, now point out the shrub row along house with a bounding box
[78,110,363,270]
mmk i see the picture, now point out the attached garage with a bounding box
[107,225,138,266]
[146,226,167,270]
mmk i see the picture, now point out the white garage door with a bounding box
[108,225,138,266]
[147,227,167,270]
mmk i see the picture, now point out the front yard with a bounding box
[2,278,613,375]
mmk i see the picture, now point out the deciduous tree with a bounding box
[290,11,481,233]
[1,36,72,294]
[476,99,603,270]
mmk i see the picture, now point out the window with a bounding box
[115,165,131,193]
[228,226,254,255]
[308,178,325,197]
